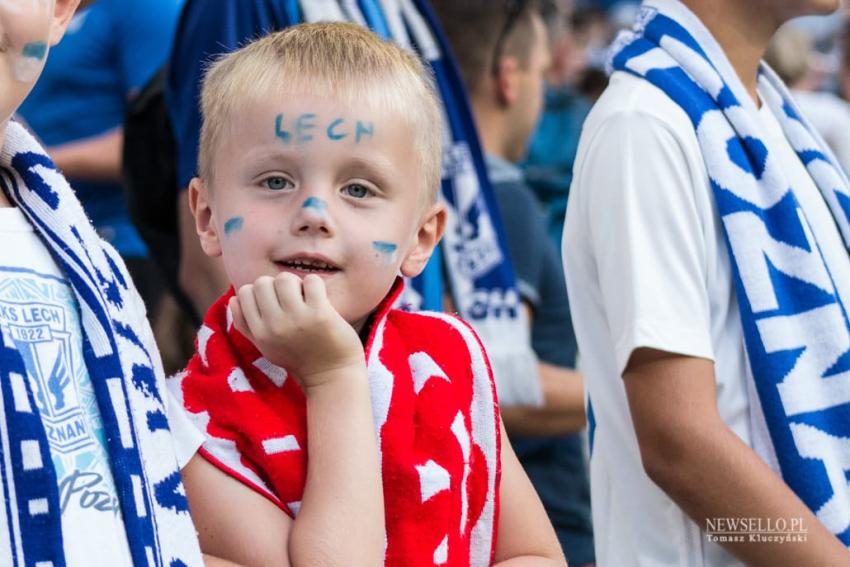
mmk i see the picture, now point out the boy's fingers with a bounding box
[236,284,261,334]
[253,276,282,319]
[274,272,305,312]
[301,274,328,307]
[228,296,251,338]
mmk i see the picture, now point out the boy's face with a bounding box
[1,0,56,128]
[192,94,445,331]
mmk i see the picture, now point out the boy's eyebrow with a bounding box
[340,155,399,187]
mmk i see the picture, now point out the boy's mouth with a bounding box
[275,255,341,274]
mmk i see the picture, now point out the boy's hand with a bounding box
[230,273,365,391]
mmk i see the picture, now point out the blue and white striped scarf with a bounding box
[0,121,203,566]
[611,1,850,543]
[277,0,539,406]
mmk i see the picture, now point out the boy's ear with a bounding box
[400,203,447,278]
[188,177,223,258]
[494,55,520,107]
[49,0,81,46]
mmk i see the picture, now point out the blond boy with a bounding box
[171,23,565,566]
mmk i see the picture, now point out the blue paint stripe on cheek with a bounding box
[224,216,244,235]
[372,241,398,255]
[21,42,48,60]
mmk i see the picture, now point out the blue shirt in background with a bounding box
[18,0,183,258]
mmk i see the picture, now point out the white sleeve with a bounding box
[165,387,205,468]
[580,109,715,375]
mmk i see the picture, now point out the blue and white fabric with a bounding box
[610,1,850,543]
[168,0,540,406]
[0,121,203,566]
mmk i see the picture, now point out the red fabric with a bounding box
[174,281,501,566]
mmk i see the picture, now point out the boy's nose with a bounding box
[292,196,334,237]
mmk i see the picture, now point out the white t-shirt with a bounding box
[564,71,850,566]
[0,206,202,566]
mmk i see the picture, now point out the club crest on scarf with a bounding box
[610,3,850,544]
[0,121,203,566]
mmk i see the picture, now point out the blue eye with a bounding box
[343,184,370,199]
[264,176,292,191]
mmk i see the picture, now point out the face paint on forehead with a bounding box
[275,112,376,145]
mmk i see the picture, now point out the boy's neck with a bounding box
[683,0,781,106]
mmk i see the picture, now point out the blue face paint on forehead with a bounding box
[274,113,376,144]
[224,216,244,236]
[302,197,328,211]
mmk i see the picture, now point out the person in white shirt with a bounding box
[565,0,850,565]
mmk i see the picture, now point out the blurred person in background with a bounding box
[16,0,184,314]
[766,24,850,174]
[433,1,594,565]
[567,0,850,564]
[523,0,594,249]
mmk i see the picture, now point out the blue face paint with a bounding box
[372,241,398,266]
[224,216,244,236]
[275,113,372,144]
[302,197,328,211]
[275,114,291,143]
[21,42,48,60]
[295,113,317,143]
[326,118,347,141]
[14,41,49,82]
[355,121,375,143]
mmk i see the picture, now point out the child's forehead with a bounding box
[239,88,387,121]
[224,90,414,146]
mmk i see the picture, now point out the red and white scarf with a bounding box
[169,280,501,566]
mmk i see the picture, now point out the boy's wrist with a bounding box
[301,362,369,397]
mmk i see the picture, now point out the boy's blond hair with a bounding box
[198,22,444,206]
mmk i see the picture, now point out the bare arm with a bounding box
[47,127,123,182]
[493,420,568,566]
[182,275,385,566]
[184,454,292,566]
[625,348,850,566]
[178,189,229,318]
[287,367,384,566]
[231,274,384,566]
[501,303,586,436]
